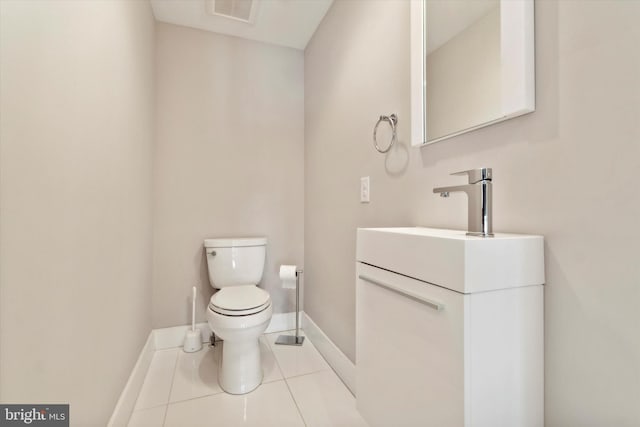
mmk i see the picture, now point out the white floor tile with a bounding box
[130,332,364,427]
[266,331,330,378]
[163,380,305,427]
[287,370,368,427]
[127,405,166,427]
[134,348,179,410]
[169,346,223,403]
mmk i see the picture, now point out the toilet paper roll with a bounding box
[279,265,298,289]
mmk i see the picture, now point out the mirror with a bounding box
[410,0,535,146]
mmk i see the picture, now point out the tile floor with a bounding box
[128,331,368,426]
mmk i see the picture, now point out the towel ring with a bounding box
[373,114,398,154]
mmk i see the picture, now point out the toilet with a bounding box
[204,237,272,395]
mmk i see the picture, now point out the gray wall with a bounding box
[304,1,640,425]
[153,23,304,328]
[0,1,155,425]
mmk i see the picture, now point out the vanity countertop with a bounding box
[356,227,544,294]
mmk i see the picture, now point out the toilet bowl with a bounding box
[204,237,271,394]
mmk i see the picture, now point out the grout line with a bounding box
[283,371,308,427]
[167,378,289,406]
[165,388,228,406]
[130,402,168,412]
[266,334,308,427]
[281,368,330,382]
[284,379,307,427]
[161,348,181,427]
[160,405,168,427]
[158,379,295,414]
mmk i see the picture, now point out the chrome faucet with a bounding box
[433,168,494,237]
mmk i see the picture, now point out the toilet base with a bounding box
[207,303,272,395]
[218,337,263,394]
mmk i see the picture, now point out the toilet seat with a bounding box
[209,286,271,316]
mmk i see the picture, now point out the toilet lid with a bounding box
[210,286,270,312]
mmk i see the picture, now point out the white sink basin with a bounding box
[356,227,544,293]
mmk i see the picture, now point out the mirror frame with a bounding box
[410,0,535,147]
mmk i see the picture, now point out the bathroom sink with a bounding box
[356,227,545,425]
[356,227,544,293]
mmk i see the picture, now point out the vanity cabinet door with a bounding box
[356,262,465,427]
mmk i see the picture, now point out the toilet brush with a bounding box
[183,286,203,353]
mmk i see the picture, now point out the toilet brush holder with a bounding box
[184,328,203,353]
[275,268,305,346]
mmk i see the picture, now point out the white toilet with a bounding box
[204,237,272,395]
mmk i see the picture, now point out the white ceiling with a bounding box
[426,0,499,54]
[150,0,334,50]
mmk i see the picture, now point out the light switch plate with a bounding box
[360,176,370,203]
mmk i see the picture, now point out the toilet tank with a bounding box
[204,237,267,288]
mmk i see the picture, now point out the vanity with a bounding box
[355,227,544,427]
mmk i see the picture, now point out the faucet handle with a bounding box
[451,168,492,184]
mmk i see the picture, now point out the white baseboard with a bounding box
[302,312,356,395]
[266,311,302,334]
[107,332,155,427]
[152,312,300,350]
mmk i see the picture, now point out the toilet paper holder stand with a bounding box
[275,269,305,346]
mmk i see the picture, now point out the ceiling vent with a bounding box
[205,0,257,24]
